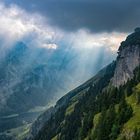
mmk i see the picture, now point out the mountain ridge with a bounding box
[28,28,140,140]
[27,61,116,140]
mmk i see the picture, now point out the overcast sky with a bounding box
[4,0,140,33]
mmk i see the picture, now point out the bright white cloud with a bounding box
[0,2,58,49]
[42,43,58,49]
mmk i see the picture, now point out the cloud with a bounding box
[0,1,128,55]
[4,0,140,32]
[0,2,58,49]
[60,29,126,52]
[42,43,58,49]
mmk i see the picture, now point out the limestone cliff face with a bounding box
[112,28,140,87]
[112,44,140,87]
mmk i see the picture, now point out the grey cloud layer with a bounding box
[5,0,140,32]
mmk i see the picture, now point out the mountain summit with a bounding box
[28,28,140,140]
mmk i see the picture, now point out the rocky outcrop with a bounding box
[112,45,140,87]
[112,28,140,87]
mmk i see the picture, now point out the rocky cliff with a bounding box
[112,28,140,87]
[112,45,140,87]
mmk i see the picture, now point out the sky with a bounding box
[0,0,140,74]
[4,0,140,32]
[0,0,132,49]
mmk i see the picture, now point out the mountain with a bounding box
[0,40,112,139]
[28,28,140,140]
[27,61,116,140]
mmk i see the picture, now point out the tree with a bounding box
[117,96,133,125]
[109,123,120,140]
[133,128,140,140]
[136,89,140,104]
[125,80,133,96]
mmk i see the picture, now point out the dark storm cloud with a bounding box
[4,0,140,32]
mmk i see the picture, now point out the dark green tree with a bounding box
[133,128,140,140]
